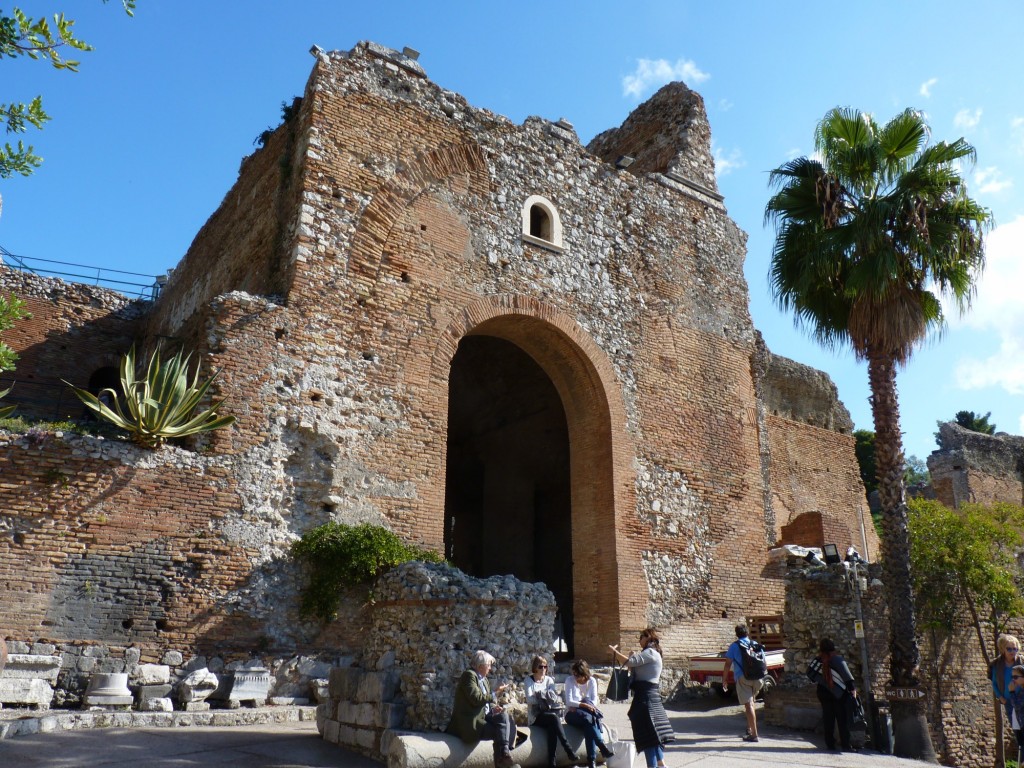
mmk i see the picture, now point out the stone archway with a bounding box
[428,297,638,659]
[445,335,574,651]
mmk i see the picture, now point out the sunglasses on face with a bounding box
[536,665,548,669]
[1008,647,1020,652]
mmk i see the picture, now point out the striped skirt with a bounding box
[628,680,674,751]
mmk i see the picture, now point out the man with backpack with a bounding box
[722,624,767,743]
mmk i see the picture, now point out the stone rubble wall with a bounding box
[768,560,1014,768]
[929,422,1024,509]
[318,563,556,759]
[1,39,873,711]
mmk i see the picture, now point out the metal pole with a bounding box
[850,561,880,749]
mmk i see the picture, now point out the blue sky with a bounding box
[3,1,1023,462]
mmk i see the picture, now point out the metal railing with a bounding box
[0,377,83,422]
[1,245,164,300]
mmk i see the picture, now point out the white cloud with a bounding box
[951,216,1024,394]
[974,166,1013,195]
[718,98,733,112]
[713,145,744,176]
[622,58,709,99]
[919,78,938,98]
[1013,117,1024,154]
[1019,413,1024,435]
[954,108,982,131]
[785,147,802,160]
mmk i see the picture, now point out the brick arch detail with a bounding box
[425,294,643,657]
[347,141,489,295]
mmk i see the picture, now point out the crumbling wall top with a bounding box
[760,349,853,433]
[586,81,718,198]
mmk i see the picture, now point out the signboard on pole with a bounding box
[854,620,864,639]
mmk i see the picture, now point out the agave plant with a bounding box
[67,346,235,448]
[0,386,15,419]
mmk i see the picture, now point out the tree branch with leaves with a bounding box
[1,2,136,180]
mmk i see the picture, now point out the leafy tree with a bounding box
[904,455,929,487]
[766,107,991,759]
[66,345,234,448]
[955,409,996,435]
[854,429,878,493]
[909,498,1024,767]
[1,2,136,179]
[0,292,29,417]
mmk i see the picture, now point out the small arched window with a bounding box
[521,195,564,252]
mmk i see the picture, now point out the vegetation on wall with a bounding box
[0,292,29,417]
[66,345,234,449]
[934,410,997,444]
[909,497,1024,766]
[292,522,443,622]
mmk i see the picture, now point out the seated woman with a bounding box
[524,655,577,768]
[563,659,613,768]
[446,650,520,768]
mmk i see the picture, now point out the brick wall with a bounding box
[0,42,874,688]
[0,269,144,420]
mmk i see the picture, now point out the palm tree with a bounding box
[765,107,990,761]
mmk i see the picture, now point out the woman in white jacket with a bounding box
[564,659,613,768]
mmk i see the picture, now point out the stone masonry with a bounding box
[0,41,875,698]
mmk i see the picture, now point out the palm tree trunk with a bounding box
[867,352,937,762]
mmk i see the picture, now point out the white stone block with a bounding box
[0,677,53,709]
[133,664,170,685]
[179,668,218,703]
[2,654,62,683]
[323,719,340,744]
[142,697,174,712]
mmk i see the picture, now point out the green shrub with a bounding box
[292,522,443,621]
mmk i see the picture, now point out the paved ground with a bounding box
[0,698,933,767]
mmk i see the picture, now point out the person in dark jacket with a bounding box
[446,650,521,768]
[807,637,858,752]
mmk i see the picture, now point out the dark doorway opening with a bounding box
[445,335,574,654]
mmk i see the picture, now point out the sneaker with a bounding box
[742,734,759,742]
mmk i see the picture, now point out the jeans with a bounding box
[644,744,664,767]
[565,707,604,760]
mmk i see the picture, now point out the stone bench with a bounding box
[380,723,613,768]
[0,654,61,710]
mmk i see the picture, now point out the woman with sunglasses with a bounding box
[523,655,577,768]
[992,634,1024,730]
[610,627,673,768]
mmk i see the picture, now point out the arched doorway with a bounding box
[445,335,574,652]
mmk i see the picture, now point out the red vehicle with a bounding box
[688,616,786,697]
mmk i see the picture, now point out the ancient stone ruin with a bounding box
[0,40,877,726]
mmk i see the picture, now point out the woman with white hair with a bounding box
[446,650,523,768]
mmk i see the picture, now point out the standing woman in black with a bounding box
[808,637,859,752]
[610,627,673,768]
